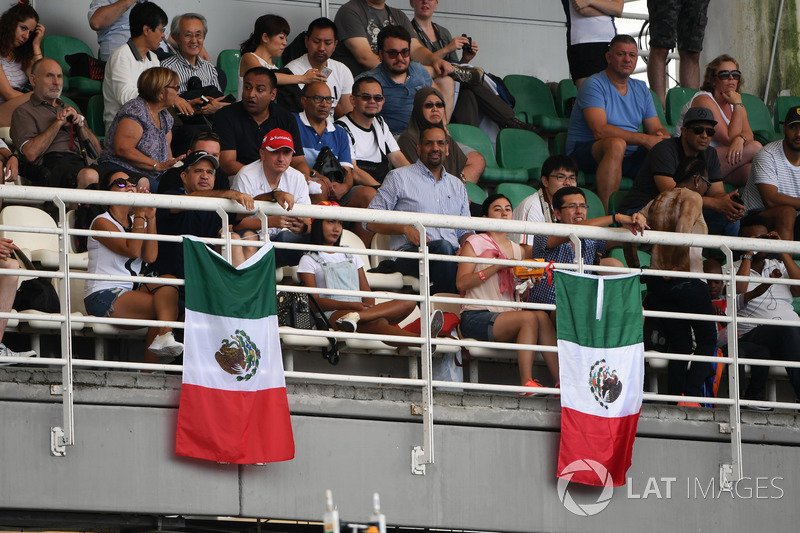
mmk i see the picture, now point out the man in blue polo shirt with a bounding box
[296,82,376,243]
[357,25,432,135]
[566,34,670,213]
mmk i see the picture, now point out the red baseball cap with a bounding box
[260,128,295,153]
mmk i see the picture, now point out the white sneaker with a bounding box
[147,332,184,362]
[336,312,360,332]
[0,343,36,366]
[430,309,444,338]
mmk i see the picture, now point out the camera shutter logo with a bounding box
[557,459,614,516]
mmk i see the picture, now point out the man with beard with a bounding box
[741,106,800,240]
[366,125,471,294]
[566,34,670,212]
[285,18,354,118]
[619,106,745,236]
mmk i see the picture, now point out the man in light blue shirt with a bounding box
[566,34,670,212]
[367,124,472,294]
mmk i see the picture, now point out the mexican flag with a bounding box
[555,271,643,487]
[176,237,295,464]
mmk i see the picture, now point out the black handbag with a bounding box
[312,146,346,183]
[276,291,340,365]
[13,250,60,313]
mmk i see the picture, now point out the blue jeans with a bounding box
[394,239,458,295]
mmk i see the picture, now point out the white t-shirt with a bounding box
[723,258,799,335]
[565,0,617,45]
[231,161,311,237]
[297,251,365,289]
[510,190,553,246]
[741,140,800,212]
[335,114,399,163]
[285,54,354,113]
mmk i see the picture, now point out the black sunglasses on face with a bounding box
[423,101,445,109]
[110,177,138,189]
[382,48,410,58]
[690,125,716,136]
[716,69,741,80]
[356,93,385,102]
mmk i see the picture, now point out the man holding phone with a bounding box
[285,18,354,118]
[619,106,745,237]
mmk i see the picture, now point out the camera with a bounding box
[461,34,473,54]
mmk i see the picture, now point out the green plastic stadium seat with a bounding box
[496,183,536,210]
[580,188,606,221]
[216,49,241,97]
[41,35,102,95]
[773,95,800,132]
[650,89,673,135]
[740,93,781,144]
[495,129,550,181]
[60,95,80,114]
[555,78,577,118]
[465,181,487,205]
[607,190,629,216]
[86,94,105,139]
[503,74,569,132]
[447,123,528,183]
[665,87,698,126]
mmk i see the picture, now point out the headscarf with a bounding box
[397,87,467,176]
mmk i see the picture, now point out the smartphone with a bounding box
[321,67,333,78]
[200,95,210,104]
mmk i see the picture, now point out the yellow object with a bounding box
[514,259,545,279]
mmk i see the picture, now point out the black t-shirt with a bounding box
[212,101,304,167]
[149,191,224,279]
[619,137,722,212]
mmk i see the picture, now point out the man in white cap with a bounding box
[232,128,311,266]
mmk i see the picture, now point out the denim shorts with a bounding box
[84,287,127,317]
[459,309,501,342]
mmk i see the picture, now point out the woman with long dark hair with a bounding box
[0,0,44,126]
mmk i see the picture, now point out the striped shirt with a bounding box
[0,57,27,104]
[161,53,221,94]
[368,160,472,250]
[742,140,800,212]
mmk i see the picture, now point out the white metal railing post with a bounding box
[412,222,434,474]
[722,245,743,483]
[216,208,231,264]
[52,198,74,456]
[569,234,583,274]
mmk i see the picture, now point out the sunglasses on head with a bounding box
[356,93,385,102]
[382,48,410,59]
[716,69,741,80]
[689,125,716,136]
[423,101,445,109]
[110,177,138,189]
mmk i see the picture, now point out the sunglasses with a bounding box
[382,48,410,59]
[110,177,138,189]
[423,101,446,109]
[716,70,741,80]
[692,174,712,188]
[308,95,334,104]
[356,93,385,102]
[689,125,716,136]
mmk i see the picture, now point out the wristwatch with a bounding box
[309,170,317,178]
[270,187,282,202]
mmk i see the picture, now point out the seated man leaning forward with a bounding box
[232,128,311,268]
[566,34,670,212]
[530,186,647,312]
[619,106,745,237]
[366,124,472,295]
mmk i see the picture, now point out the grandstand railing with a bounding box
[2,186,800,481]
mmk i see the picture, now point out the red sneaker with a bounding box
[519,378,543,397]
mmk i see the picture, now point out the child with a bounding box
[297,203,443,341]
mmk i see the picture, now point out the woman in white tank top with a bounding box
[84,171,184,364]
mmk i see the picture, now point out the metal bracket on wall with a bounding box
[411,446,426,475]
[50,427,66,457]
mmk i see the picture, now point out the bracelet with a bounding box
[133,215,146,220]
[739,134,748,144]
[477,270,487,282]
[732,102,744,108]
[742,254,753,261]
[611,213,620,227]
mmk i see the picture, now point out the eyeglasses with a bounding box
[356,93,385,102]
[164,85,179,91]
[382,48,411,59]
[110,177,138,189]
[423,101,445,109]
[560,203,588,210]
[693,174,712,188]
[548,173,577,183]
[716,69,741,80]
[155,26,167,34]
[689,125,716,136]
[308,95,334,104]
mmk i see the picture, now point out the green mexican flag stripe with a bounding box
[554,271,643,349]
[183,237,277,319]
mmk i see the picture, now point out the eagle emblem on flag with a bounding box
[589,359,623,409]
[215,330,261,381]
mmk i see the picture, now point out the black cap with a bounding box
[784,106,800,126]
[183,150,219,169]
[683,106,718,127]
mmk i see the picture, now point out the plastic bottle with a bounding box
[323,489,339,533]
[368,492,386,533]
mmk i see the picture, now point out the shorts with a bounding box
[567,42,609,81]
[339,184,366,206]
[647,0,710,52]
[459,309,500,342]
[569,141,649,178]
[84,287,127,317]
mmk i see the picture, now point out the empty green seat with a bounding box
[741,93,781,144]
[216,49,241,97]
[495,129,550,181]
[665,87,698,126]
[447,123,528,183]
[41,35,102,95]
[465,181,487,205]
[503,74,569,132]
[496,183,536,209]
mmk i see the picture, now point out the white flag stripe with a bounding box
[183,309,284,391]
[558,340,644,417]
